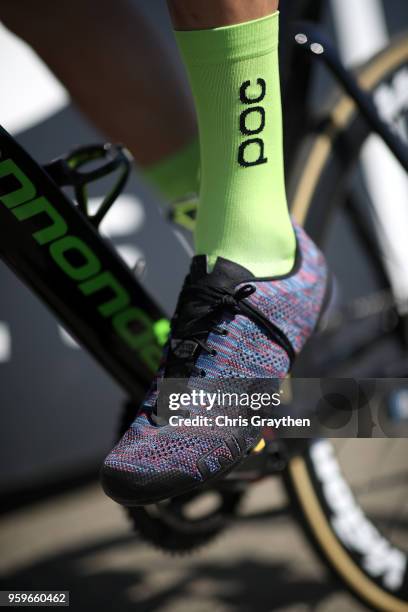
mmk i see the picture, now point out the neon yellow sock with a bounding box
[175,12,295,276]
[143,138,199,203]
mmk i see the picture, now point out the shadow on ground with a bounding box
[1,532,342,612]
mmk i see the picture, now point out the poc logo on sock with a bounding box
[238,78,268,168]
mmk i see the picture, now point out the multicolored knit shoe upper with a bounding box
[101,223,328,506]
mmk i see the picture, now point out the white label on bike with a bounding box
[310,440,406,590]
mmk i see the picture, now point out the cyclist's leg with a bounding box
[0,0,199,202]
[167,1,279,31]
[102,0,329,506]
[170,0,295,277]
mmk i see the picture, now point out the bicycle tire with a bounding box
[285,33,408,611]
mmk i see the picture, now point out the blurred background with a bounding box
[0,1,407,611]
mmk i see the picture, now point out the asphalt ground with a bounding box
[0,476,366,612]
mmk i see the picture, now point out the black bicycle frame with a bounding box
[1,5,406,406]
[0,125,167,400]
[293,22,408,171]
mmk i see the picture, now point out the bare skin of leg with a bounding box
[167,0,279,30]
[0,0,197,166]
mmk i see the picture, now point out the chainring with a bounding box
[125,487,243,553]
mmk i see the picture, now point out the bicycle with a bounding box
[0,1,407,610]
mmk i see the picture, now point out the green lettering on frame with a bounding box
[50,235,101,280]
[0,159,36,208]
[13,196,67,245]
[79,271,130,316]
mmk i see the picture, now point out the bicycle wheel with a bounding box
[285,33,408,611]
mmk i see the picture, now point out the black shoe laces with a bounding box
[168,282,295,378]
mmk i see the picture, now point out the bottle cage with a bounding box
[43,143,133,227]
